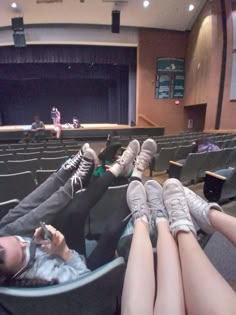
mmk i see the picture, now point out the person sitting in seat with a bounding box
[30,115,46,142]
[192,137,220,153]
[0,139,157,287]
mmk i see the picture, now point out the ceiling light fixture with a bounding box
[143,1,150,8]
[11,2,17,8]
[188,4,195,11]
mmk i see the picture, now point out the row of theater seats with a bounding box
[0,156,68,175]
[150,133,236,175]
[168,147,236,183]
[0,141,81,203]
[0,175,236,314]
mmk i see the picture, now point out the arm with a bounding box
[33,225,90,282]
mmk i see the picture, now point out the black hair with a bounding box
[0,246,58,288]
[0,246,4,264]
[3,277,59,288]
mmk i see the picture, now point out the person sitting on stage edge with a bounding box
[30,115,46,142]
[0,138,157,287]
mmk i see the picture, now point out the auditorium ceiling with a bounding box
[0,0,208,31]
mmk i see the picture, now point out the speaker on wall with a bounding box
[112,10,120,33]
[11,17,24,31]
[13,30,26,47]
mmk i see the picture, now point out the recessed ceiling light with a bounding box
[189,4,195,11]
[11,2,17,8]
[143,1,150,8]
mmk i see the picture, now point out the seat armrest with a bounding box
[205,171,226,181]
[169,160,183,167]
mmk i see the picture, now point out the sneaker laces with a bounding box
[123,202,150,222]
[118,148,133,166]
[147,201,167,220]
[168,198,190,224]
[69,151,83,168]
[70,158,93,196]
[136,152,150,171]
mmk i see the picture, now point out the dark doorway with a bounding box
[184,104,207,132]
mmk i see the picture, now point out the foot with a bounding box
[70,148,97,195]
[163,178,196,238]
[110,140,140,177]
[126,180,150,223]
[184,187,223,234]
[118,139,140,167]
[144,180,168,224]
[64,143,90,172]
[132,139,157,178]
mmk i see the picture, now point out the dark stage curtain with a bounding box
[0,45,136,66]
[0,66,129,125]
[0,45,134,125]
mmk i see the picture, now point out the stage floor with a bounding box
[0,124,165,141]
[0,123,130,132]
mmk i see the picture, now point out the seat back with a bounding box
[10,144,27,150]
[0,171,36,202]
[174,144,193,161]
[40,156,68,170]
[153,147,177,172]
[197,150,224,178]
[83,184,128,238]
[218,148,234,170]
[179,152,208,182]
[7,159,39,176]
[16,152,42,160]
[0,257,125,315]
[227,147,236,168]
[0,198,19,220]
[5,148,25,155]
[36,170,55,185]
[219,168,236,201]
[44,146,65,151]
[0,161,8,174]
[65,144,81,150]
[26,147,44,153]
[42,150,67,158]
[0,154,15,162]
[66,149,79,156]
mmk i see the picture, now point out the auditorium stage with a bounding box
[0,124,164,142]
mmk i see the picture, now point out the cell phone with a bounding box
[40,221,53,241]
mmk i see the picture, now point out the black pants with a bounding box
[0,168,131,271]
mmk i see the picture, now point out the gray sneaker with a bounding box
[184,187,223,234]
[126,180,150,223]
[163,178,196,238]
[135,139,157,172]
[64,143,90,172]
[144,180,168,224]
[117,139,140,169]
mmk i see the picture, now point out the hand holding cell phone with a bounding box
[33,224,72,260]
[39,221,53,240]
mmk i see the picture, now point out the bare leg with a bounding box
[209,210,236,245]
[154,221,185,315]
[178,231,236,315]
[121,220,155,315]
[163,179,236,315]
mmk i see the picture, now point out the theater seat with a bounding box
[0,171,36,202]
[0,257,125,315]
[0,199,19,220]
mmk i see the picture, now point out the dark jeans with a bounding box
[0,168,131,271]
